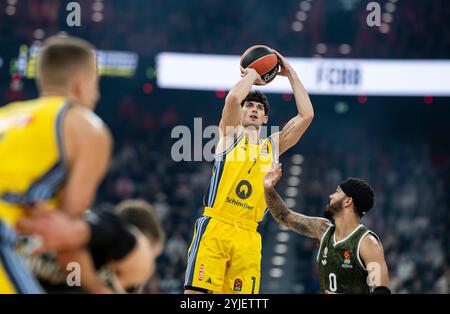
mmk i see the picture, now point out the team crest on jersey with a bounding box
[321,246,328,265]
[233,278,243,292]
[198,264,205,281]
[260,142,269,156]
[341,250,353,269]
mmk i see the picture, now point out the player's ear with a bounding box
[344,197,353,208]
[71,72,83,97]
[263,115,268,124]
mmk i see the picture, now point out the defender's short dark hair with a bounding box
[37,35,96,88]
[339,178,375,217]
[115,200,165,245]
[241,90,269,115]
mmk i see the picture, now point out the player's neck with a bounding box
[40,88,73,100]
[244,127,261,144]
[333,211,360,242]
[40,89,86,108]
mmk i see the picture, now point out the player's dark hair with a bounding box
[241,90,269,115]
[339,178,375,217]
[116,199,165,245]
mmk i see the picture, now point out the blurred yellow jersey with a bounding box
[203,132,274,225]
[0,96,69,227]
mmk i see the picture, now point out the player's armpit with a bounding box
[214,125,244,156]
[61,106,112,217]
[359,234,390,289]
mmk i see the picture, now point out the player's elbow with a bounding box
[273,216,286,226]
[271,210,290,227]
[302,111,314,123]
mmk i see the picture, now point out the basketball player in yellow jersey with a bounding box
[0,36,112,293]
[184,51,315,294]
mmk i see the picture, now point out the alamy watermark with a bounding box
[66,2,81,27]
[171,118,279,166]
[66,262,81,287]
[366,2,382,27]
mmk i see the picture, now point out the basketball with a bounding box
[240,45,280,83]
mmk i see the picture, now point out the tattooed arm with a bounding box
[269,51,314,156]
[264,163,331,240]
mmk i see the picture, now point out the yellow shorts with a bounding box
[0,220,42,294]
[184,215,262,294]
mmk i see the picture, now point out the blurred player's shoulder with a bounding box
[64,105,112,142]
[64,104,111,137]
[62,105,112,156]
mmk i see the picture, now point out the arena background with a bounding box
[0,0,449,294]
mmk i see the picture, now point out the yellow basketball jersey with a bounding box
[204,132,274,224]
[0,96,69,227]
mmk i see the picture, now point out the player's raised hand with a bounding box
[263,162,283,189]
[240,66,267,86]
[273,50,294,77]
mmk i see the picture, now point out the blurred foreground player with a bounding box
[18,200,164,293]
[0,35,111,293]
[263,163,390,294]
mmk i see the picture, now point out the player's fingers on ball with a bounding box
[274,50,285,62]
[256,79,266,86]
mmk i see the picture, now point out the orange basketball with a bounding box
[240,45,280,83]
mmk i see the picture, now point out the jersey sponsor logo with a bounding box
[225,196,254,210]
[199,264,205,281]
[233,278,243,292]
[236,180,252,199]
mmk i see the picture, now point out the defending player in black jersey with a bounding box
[263,163,390,294]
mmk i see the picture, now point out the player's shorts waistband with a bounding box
[203,207,258,231]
